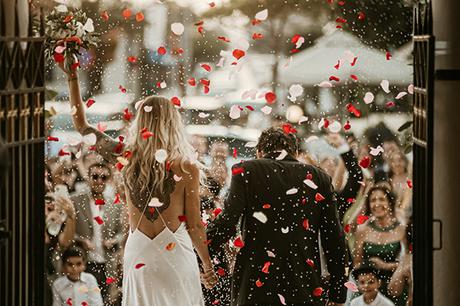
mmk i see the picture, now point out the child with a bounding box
[52,247,103,306]
[350,266,395,306]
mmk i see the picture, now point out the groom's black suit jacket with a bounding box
[207,153,347,306]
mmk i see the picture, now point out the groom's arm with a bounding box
[319,173,347,304]
[206,163,247,254]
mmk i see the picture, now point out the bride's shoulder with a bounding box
[170,157,199,177]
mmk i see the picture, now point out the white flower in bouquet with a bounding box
[45,5,100,72]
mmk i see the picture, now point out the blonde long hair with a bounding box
[123,96,198,198]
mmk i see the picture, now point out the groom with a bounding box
[206,127,347,306]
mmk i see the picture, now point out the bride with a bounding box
[61,67,218,305]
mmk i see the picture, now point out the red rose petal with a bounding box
[127,56,137,63]
[135,263,145,269]
[265,92,277,104]
[178,215,187,222]
[47,136,59,142]
[233,236,244,248]
[306,259,315,267]
[101,10,109,21]
[359,156,371,168]
[53,53,65,63]
[344,224,351,233]
[105,277,116,284]
[166,242,176,251]
[252,33,264,40]
[123,108,133,121]
[315,193,325,202]
[135,12,144,22]
[302,219,310,230]
[203,85,210,94]
[232,167,244,176]
[66,298,72,306]
[329,75,340,82]
[350,74,358,81]
[386,51,392,60]
[358,11,366,20]
[216,267,226,276]
[141,131,154,140]
[232,49,245,60]
[171,96,181,107]
[122,8,132,19]
[201,64,212,72]
[212,207,222,217]
[255,278,264,287]
[407,179,413,188]
[313,287,324,297]
[94,216,104,225]
[217,36,230,43]
[357,214,369,225]
[344,120,351,130]
[261,261,271,274]
[86,99,95,108]
[262,203,271,209]
[200,78,210,86]
[114,193,121,204]
[346,103,361,117]
[188,77,196,86]
[95,199,105,206]
[158,46,167,55]
[58,148,70,156]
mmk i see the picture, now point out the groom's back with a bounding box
[229,154,345,305]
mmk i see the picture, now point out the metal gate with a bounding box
[412,0,434,305]
[0,2,45,305]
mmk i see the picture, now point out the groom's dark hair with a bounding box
[256,127,299,156]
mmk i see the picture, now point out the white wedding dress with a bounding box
[122,213,204,306]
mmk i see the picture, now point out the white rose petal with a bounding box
[235,38,250,51]
[242,89,257,100]
[245,141,257,148]
[253,212,268,224]
[298,116,309,124]
[83,18,94,33]
[303,179,318,189]
[267,250,276,257]
[369,146,384,156]
[135,100,144,110]
[159,81,167,89]
[255,9,268,21]
[395,92,407,100]
[318,81,333,88]
[198,112,210,118]
[281,227,289,234]
[380,79,390,93]
[216,57,225,67]
[289,84,304,97]
[173,175,182,182]
[171,22,185,35]
[261,105,272,115]
[364,92,374,104]
[328,121,342,133]
[148,197,163,207]
[229,105,241,119]
[155,149,168,163]
[408,84,414,94]
[318,118,326,129]
[143,105,153,112]
[295,36,305,49]
[276,150,288,160]
[286,188,298,195]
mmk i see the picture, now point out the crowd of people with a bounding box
[44,120,412,306]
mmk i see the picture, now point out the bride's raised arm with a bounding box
[61,67,122,165]
[62,67,90,134]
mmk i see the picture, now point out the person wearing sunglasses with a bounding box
[71,162,128,302]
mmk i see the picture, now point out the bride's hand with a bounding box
[200,267,218,289]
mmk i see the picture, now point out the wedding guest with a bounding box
[350,266,394,306]
[52,247,103,306]
[207,127,347,306]
[71,162,127,301]
[353,185,408,305]
[388,151,412,223]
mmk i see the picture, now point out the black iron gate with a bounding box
[0,2,45,306]
[412,1,434,305]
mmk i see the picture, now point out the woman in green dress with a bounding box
[353,185,408,306]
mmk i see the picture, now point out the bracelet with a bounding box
[67,75,78,82]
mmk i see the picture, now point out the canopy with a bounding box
[280,30,412,86]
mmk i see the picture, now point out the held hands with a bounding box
[200,265,218,289]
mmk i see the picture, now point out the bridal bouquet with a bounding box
[45,5,100,71]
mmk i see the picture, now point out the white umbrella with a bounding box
[280,30,412,86]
